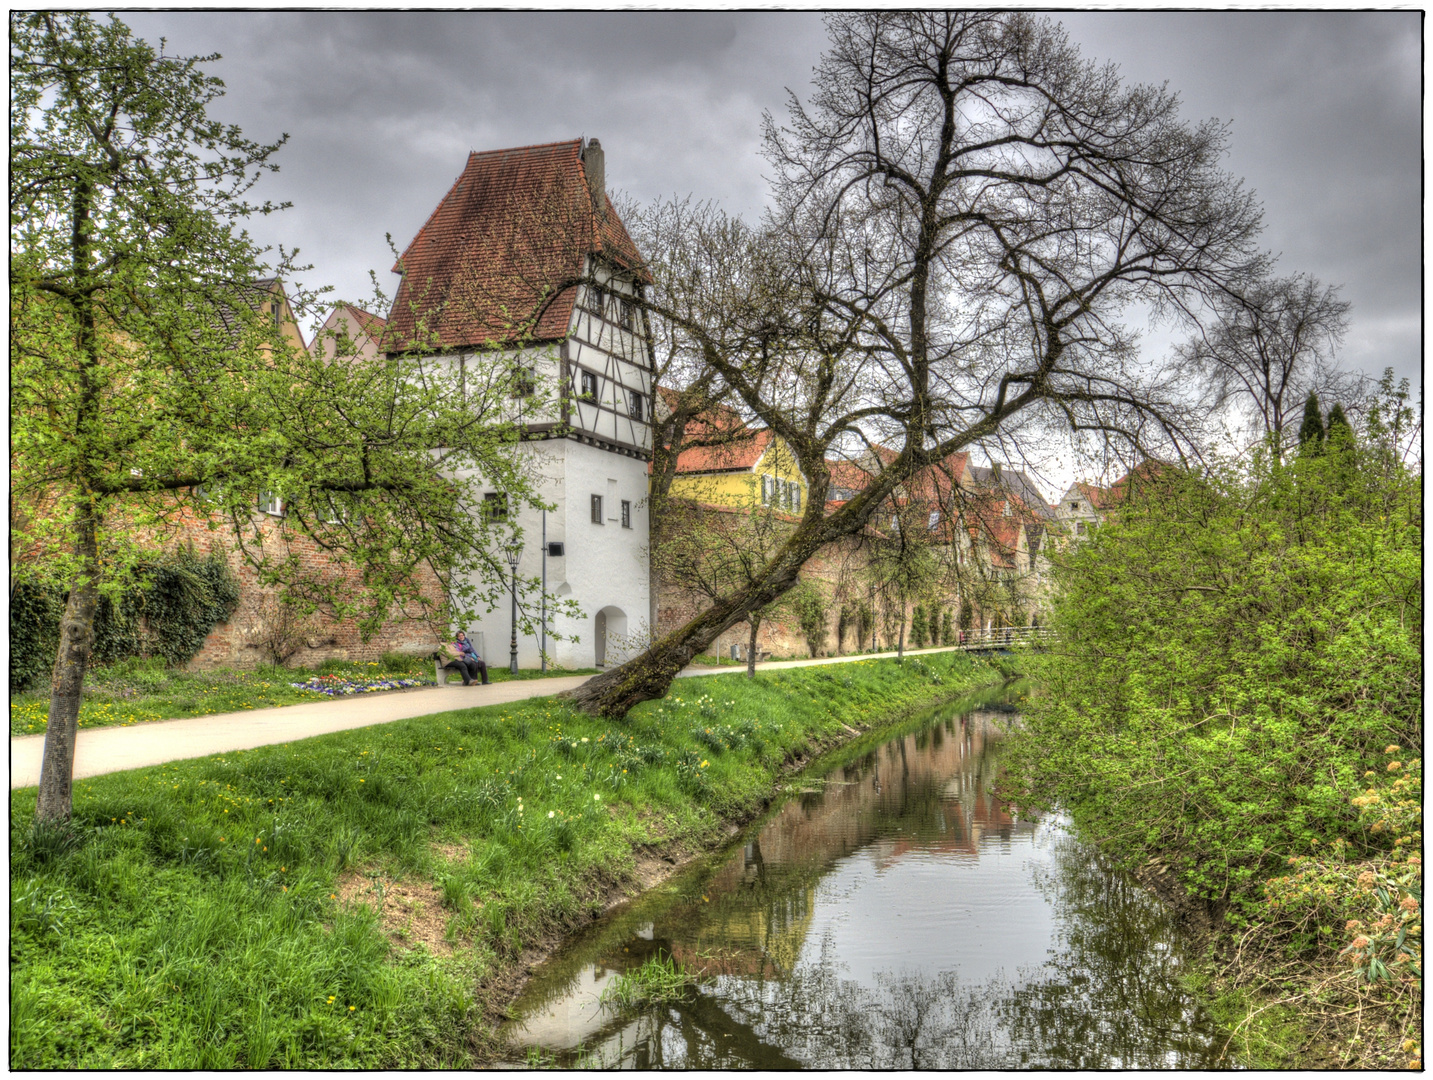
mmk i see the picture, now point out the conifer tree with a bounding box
[1298,392,1326,455]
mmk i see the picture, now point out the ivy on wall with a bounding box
[9,550,240,692]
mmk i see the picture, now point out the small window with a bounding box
[1070,501,1079,511]
[760,475,772,505]
[619,299,634,332]
[1076,521,1086,535]
[271,301,282,332]
[928,510,940,529]
[319,495,343,524]
[591,494,603,524]
[483,492,508,521]
[621,499,631,529]
[580,370,598,402]
[629,391,644,421]
[589,285,606,316]
[259,491,283,517]
[512,366,536,398]
[793,484,801,512]
[890,514,900,533]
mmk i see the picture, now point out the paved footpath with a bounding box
[10,646,966,789]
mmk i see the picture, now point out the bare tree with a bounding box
[562,11,1264,717]
[1175,272,1354,459]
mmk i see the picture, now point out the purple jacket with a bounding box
[455,637,480,661]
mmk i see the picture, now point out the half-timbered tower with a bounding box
[387,138,654,668]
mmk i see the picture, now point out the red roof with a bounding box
[385,140,647,352]
[674,428,773,474]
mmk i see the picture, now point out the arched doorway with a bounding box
[594,606,627,668]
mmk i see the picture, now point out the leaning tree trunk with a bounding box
[563,543,812,718]
[36,503,101,823]
[746,616,760,679]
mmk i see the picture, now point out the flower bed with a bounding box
[288,674,428,697]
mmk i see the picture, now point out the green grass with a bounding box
[599,952,692,1007]
[10,651,996,1068]
[10,655,598,736]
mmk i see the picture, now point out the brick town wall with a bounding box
[147,512,445,671]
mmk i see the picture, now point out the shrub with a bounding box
[1006,445,1421,915]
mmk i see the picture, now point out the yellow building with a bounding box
[667,426,808,513]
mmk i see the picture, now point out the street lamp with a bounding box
[505,539,522,676]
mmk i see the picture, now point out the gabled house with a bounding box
[388,139,654,668]
[662,400,808,514]
[314,302,387,361]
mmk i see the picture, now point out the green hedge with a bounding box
[9,550,239,692]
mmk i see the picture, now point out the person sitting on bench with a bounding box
[453,630,490,685]
[434,632,490,686]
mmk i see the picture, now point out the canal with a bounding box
[502,684,1229,1068]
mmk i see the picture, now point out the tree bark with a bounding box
[746,616,760,678]
[563,545,806,717]
[36,503,100,823]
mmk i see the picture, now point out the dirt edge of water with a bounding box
[469,679,1008,1059]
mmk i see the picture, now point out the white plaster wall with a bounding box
[461,438,649,671]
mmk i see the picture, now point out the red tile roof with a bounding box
[674,428,773,474]
[385,140,647,352]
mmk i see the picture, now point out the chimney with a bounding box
[582,138,605,213]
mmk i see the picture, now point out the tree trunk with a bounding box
[35,503,100,823]
[746,616,760,678]
[563,549,806,718]
[897,597,906,661]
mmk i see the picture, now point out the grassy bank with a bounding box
[9,655,597,736]
[10,650,995,1069]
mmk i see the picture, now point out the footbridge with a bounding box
[951,626,1058,651]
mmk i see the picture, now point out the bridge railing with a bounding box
[953,625,1057,649]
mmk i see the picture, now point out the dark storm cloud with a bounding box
[120,11,1419,394]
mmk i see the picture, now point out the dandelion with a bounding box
[349,1005,356,1011]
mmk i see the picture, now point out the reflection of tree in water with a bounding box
[511,700,1222,1069]
[989,826,1225,1069]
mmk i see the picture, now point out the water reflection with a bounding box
[504,692,1227,1069]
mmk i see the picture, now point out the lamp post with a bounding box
[505,539,522,677]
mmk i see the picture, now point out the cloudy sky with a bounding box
[123,11,1421,487]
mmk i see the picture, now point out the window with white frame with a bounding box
[259,491,283,516]
[929,509,940,529]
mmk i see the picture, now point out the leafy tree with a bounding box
[568,12,1264,717]
[12,13,538,821]
[940,608,956,647]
